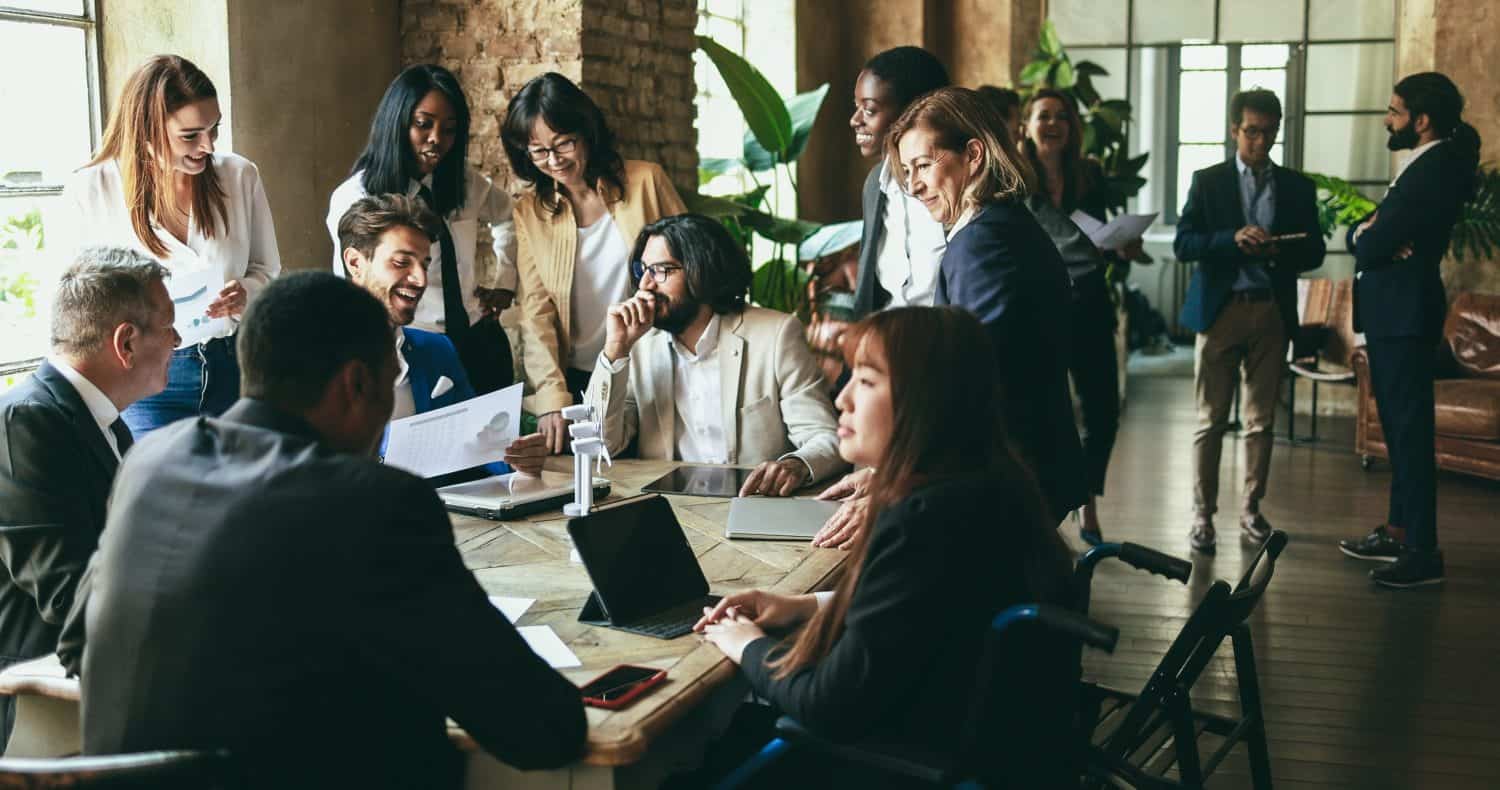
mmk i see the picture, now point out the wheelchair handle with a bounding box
[991,605,1119,653]
[1116,542,1193,583]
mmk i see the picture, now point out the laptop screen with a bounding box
[568,496,710,624]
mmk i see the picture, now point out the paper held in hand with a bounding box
[1070,210,1158,252]
[383,382,523,478]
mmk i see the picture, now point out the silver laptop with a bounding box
[438,473,611,521]
[725,497,840,541]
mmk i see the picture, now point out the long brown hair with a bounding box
[769,307,1072,678]
[884,87,1037,213]
[1020,89,1092,211]
[89,55,227,258]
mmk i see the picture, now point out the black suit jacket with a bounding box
[1173,160,1326,336]
[852,163,889,318]
[1348,141,1471,339]
[0,361,118,665]
[740,476,1078,785]
[935,200,1087,520]
[62,399,585,789]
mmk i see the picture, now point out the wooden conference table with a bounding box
[0,458,850,789]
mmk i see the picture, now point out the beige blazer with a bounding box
[513,160,687,414]
[586,307,846,484]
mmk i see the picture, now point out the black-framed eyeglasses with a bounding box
[526,138,578,162]
[631,260,683,283]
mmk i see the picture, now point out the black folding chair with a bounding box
[714,604,1120,790]
[0,749,238,789]
[1082,530,1288,790]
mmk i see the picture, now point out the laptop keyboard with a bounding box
[619,596,723,640]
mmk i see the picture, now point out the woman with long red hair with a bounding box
[61,55,280,437]
[694,306,1077,785]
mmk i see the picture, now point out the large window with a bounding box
[1050,0,1395,275]
[0,1,101,380]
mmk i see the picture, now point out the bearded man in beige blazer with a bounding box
[586,214,845,496]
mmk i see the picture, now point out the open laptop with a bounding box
[437,472,611,521]
[725,497,840,540]
[568,495,720,639]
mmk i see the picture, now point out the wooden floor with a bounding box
[1082,375,1500,789]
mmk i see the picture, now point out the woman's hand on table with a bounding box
[699,610,768,664]
[694,590,816,634]
[812,468,873,549]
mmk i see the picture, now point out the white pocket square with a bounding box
[430,376,454,399]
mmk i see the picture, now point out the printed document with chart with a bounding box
[383,382,522,478]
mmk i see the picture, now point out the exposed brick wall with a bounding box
[399,0,697,196]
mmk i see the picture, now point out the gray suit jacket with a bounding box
[61,399,585,788]
[586,306,846,484]
[852,164,887,318]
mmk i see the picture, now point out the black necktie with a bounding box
[416,184,469,343]
[109,417,133,457]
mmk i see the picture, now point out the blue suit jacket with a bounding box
[1173,160,1325,336]
[935,200,1086,521]
[385,328,510,475]
[1348,141,1471,339]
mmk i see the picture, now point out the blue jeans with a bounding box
[121,336,240,438]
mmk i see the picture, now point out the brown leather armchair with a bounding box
[1352,291,1500,481]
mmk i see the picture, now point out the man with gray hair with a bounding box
[0,246,177,738]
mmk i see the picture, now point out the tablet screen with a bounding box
[640,465,752,498]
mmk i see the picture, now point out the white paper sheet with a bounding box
[168,268,228,347]
[488,596,534,624]
[383,382,523,477]
[1070,210,1158,252]
[518,625,581,668]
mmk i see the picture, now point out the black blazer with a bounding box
[739,476,1077,785]
[935,200,1087,520]
[1173,160,1326,336]
[0,361,118,665]
[61,399,585,789]
[1348,141,1471,339]
[852,163,889,318]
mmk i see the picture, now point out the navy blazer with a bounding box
[936,200,1087,521]
[1173,160,1326,336]
[1348,141,1471,339]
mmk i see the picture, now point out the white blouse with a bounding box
[327,167,517,334]
[60,153,282,347]
[566,214,633,370]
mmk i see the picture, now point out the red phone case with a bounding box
[581,665,667,710]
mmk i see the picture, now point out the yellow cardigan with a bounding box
[513,159,687,414]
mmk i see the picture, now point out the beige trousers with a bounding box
[1193,298,1287,519]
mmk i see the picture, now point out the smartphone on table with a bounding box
[579,664,667,710]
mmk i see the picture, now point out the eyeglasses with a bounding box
[1235,125,1277,141]
[526,138,578,163]
[631,261,683,283]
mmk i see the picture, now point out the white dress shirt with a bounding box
[327,166,517,333]
[390,327,416,422]
[567,214,633,371]
[876,161,947,307]
[669,314,727,464]
[45,356,123,459]
[61,153,282,347]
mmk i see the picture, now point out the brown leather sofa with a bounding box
[1352,291,1500,481]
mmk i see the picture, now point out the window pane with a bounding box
[0,21,92,187]
[1304,115,1390,181]
[1179,71,1227,143]
[1,0,85,15]
[1134,0,1214,44]
[1180,45,1226,70]
[1242,44,1292,69]
[1305,43,1394,111]
[1074,47,1127,103]
[1178,144,1228,212]
[0,193,65,367]
[1270,143,1284,165]
[1049,0,1128,46]
[1239,70,1286,106]
[1220,0,1303,42]
[1310,0,1395,40]
[704,0,743,18]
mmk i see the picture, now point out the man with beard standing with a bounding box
[1338,72,1482,588]
[586,214,845,496]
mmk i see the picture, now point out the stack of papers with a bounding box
[384,383,523,478]
[487,596,580,668]
[1070,210,1157,251]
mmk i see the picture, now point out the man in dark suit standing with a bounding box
[60,273,584,787]
[1174,89,1326,553]
[1338,72,1481,589]
[0,248,176,741]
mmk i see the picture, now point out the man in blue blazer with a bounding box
[1338,72,1481,589]
[1174,89,1325,553]
[338,194,545,474]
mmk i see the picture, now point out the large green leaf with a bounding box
[798,219,863,261]
[741,211,821,245]
[1019,59,1052,86]
[698,36,793,160]
[1074,60,1110,78]
[1039,20,1062,58]
[1053,57,1077,90]
[749,258,811,314]
[744,83,830,170]
[684,191,754,219]
[698,157,742,186]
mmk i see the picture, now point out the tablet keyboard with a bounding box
[618,596,722,639]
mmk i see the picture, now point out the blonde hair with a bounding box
[884,87,1036,212]
[88,55,227,259]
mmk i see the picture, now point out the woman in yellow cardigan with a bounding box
[502,72,687,452]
